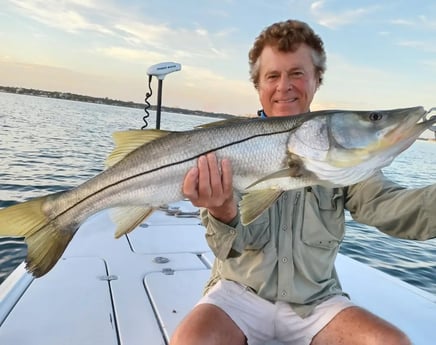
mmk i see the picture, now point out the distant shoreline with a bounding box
[0,86,236,119]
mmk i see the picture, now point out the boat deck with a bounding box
[0,200,435,344]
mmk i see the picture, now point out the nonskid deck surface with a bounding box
[0,201,435,345]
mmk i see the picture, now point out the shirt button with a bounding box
[229,229,236,235]
[281,290,287,296]
[282,225,287,231]
[283,194,288,200]
[281,257,288,263]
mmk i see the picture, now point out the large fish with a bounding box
[0,107,435,277]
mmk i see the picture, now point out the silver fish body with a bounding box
[0,106,434,277]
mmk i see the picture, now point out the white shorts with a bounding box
[197,279,354,345]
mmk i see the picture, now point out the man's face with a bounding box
[257,43,320,117]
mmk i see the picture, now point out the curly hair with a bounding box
[248,20,326,88]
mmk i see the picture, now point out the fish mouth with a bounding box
[384,107,433,147]
[423,107,436,132]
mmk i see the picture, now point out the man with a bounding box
[171,19,434,345]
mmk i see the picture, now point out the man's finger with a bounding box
[182,167,199,200]
[206,153,223,197]
[197,155,211,197]
[221,159,233,196]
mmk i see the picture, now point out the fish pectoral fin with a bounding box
[0,194,77,277]
[239,189,283,225]
[106,129,172,167]
[110,206,155,238]
[245,169,295,189]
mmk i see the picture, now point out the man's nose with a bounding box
[277,75,293,91]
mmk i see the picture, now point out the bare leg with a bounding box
[311,306,411,345]
[170,303,247,345]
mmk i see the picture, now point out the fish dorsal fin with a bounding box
[106,129,171,167]
[239,189,283,225]
[110,206,156,238]
[195,117,250,128]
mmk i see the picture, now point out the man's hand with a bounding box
[183,153,237,224]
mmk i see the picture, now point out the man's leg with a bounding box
[170,303,247,345]
[311,306,411,345]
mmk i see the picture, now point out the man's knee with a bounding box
[312,306,412,345]
[170,304,246,345]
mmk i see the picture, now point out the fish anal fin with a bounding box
[110,206,155,238]
[239,189,283,225]
[106,129,171,167]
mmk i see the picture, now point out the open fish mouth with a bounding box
[384,107,435,146]
[423,107,436,132]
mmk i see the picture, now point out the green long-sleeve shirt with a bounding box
[202,171,436,317]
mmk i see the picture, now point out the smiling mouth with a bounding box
[275,98,297,104]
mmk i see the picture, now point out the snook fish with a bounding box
[0,106,434,277]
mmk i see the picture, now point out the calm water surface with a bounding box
[0,92,435,296]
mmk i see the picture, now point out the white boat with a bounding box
[0,200,435,345]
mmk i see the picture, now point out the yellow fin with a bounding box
[106,129,171,167]
[0,195,76,277]
[245,169,295,189]
[239,189,283,225]
[110,206,155,238]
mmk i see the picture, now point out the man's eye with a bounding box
[291,71,304,78]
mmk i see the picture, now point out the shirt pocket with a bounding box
[242,209,271,250]
[301,187,345,249]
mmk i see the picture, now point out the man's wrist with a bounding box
[208,200,237,224]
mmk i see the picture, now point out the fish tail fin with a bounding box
[0,195,76,277]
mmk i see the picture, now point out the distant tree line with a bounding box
[0,86,235,119]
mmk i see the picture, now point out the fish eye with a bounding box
[369,112,383,121]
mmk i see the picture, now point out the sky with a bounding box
[0,0,436,121]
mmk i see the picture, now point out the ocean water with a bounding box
[0,92,435,296]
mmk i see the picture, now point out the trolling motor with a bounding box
[143,62,182,129]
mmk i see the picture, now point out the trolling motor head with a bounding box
[143,61,182,129]
[147,62,182,80]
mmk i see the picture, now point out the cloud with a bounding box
[391,15,436,31]
[418,15,436,30]
[396,40,436,53]
[8,0,114,34]
[96,46,166,63]
[7,0,235,70]
[113,22,173,50]
[310,0,380,29]
[111,21,233,65]
[390,18,414,26]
